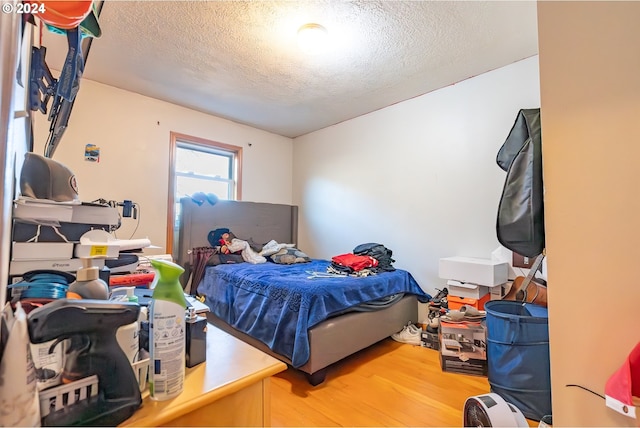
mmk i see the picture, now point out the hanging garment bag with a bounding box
[496,109,544,258]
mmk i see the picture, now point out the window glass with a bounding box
[175,145,232,181]
[175,175,231,201]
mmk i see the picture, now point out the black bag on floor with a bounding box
[496,109,544,258]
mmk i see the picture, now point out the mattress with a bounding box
[197,259,428,367]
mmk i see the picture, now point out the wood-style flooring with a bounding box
[271,338,490,427]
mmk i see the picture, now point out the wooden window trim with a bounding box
[166,132,243,254]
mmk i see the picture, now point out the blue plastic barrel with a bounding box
[484,300,551,421]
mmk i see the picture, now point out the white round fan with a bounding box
[463,393,528,427]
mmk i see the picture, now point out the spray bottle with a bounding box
[148,259,187,401]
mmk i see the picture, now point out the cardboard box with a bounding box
[447,294,491,311]
[420,331,440,350]
[446,280,489,299]
[439,256,508,286]
[439,320,487,376]
[490,283,506,300]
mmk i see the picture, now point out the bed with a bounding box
[175,197,428,385]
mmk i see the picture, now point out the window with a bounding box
[167,132,242,255]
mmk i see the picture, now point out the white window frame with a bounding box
[167,132,242,254]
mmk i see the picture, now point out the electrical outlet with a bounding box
[512,252,534,268]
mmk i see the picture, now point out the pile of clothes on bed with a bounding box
[185,228,311,293]
[327,243,396,277]
[207,228,311,265]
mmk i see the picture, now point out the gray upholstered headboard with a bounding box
[174,197,298,270]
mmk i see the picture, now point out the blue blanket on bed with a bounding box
[197,259,429,367]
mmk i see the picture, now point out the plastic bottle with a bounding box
[116,287,141,364]
[148,259,187,401]
[68,257,109,300]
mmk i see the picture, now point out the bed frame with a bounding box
[175,197,418,385]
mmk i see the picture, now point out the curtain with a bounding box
[185,246,217,295]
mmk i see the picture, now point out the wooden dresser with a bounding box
[121,323,287,427]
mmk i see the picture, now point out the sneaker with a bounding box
[428,316,440,330]
[430,288,448,304]
[428,306,444,319]
[425,316,440,334]
[429,288,449,309]
[426,325,438,334]
[391,324,421,345]
[407,322,422,334]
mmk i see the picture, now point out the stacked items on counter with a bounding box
[9,153,122,293]
[10,202,154,294]
[3,240,145,426]
[10,198,120,278]
[10,153,153,288]
[3,154,210,426]
[104,239,155,288]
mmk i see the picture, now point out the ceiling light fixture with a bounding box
[297,23,328,53]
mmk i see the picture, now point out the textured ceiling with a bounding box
[41,1,539,138]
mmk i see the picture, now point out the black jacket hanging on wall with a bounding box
[496,108,544,258]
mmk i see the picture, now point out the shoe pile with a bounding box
[391,322,421,345]
[441,305,486,323]
[424,288,448,333]
[425,316,440,334]
[429,288,448,310]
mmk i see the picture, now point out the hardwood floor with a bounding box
[271,338,490,426]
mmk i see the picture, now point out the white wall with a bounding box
[538,2,640,425]
[293,56,540,296]
[33,79,293,254]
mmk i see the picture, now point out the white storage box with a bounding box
[12,242,73,261]
[439,256,508,287]
[9,258,105,276]
[447,280,489,299]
